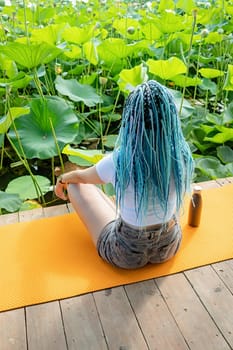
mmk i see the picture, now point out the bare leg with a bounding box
[67,183,117,246]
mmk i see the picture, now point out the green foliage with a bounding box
[147,57,187,80]
[0,0,232,213]
[1,42,61,69]
[0,107,30,134]
[0,191,22,212]
[7,96,79,159]
[6,175,51,200]
[55,76,103,107]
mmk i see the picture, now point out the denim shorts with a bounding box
[97,216,182,269]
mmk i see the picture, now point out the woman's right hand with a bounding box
[55,176,68,201]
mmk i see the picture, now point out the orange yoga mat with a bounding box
[0,184,233,312]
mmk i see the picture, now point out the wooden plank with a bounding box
[156,273,230,350]
[18,207,44,222]
[60,294,108,350]
[196,180,220,189]
[125,280,188,350]
[43,203,69,217]
[0,212,19,226]
[213,259,233,292]
[0,308,27,350]
[26,301,67,350]
[185,266,233,347]
[94,286,148,350]
[216,178,233,186]
[225,177,233,184]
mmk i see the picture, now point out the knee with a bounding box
[67,183,96,202]
[67,183,79,192]
[67,183,80,200]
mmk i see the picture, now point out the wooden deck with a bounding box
[0,178,233,350]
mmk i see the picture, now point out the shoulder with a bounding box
[95,153,115,184]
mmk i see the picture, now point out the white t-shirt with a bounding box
[96,153,176,226]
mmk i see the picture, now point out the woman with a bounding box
[55,80,193,269]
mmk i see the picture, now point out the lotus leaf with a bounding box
[118,64,148,93]
[154,11,189,33]
[0,54,18,78]
[223,65,233,91]
[223,102,233,124]
[171,75,202,87]
[217,145,233,164]
[62,145,105,164]
[0,191,22,212]
[8,96,79,159]
[55,76,103,107]
[204,126,233,143]
[30,23,68,45]
[97,38,132,60]
[1,42,61,69]
[0,107,30,134]
[147,57,187,80]
[62,26,100,45]
[6,175,51,200]
[195,157,231,179]
[83,40,99,65]
[199,68,224,79]
[113,18,143,40]
[0,72,32,91]
[141,23,162,41]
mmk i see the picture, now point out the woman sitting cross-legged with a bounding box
[55,80,194,269]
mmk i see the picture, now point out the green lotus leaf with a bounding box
[171,75,202,87]
[19,200,42,212]
[141,22,162,41]
[6,175,51,200]
[112,18,143,40]
[63,44,82,59]
[204,126,233,143]
[63,145,105,164]
[97,38,132,60]
[199,68,224,79]
[1,42,61,69]
[154,11,189,33]
[62,25,100,45]
[30,23,68,45]
[147,57,187,80]
[118,64,148,93]
[83,40,99,65]
[0,134,3,147]
[200,78,217,94]
[204,32,224,44]
[0,54,18,78]
[0,107,30,134]
[158,0,175,12]
[55,76,103,107]
[217,145,233,164]
[223,64,233,91]
[0,72,32,90]
[223,101,233,124]
[0,191,22,212]
[8,96,79,159]
[195,157,230,179]
[176,0,195,13]
[168,88,194,118]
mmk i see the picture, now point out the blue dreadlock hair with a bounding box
[113,80,194,224]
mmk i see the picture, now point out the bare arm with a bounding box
[55,165,105,200]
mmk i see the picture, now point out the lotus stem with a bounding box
[49,118,65,173]
[179,9,197,116]
[6,97,45,204]
[6,134,45,204]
